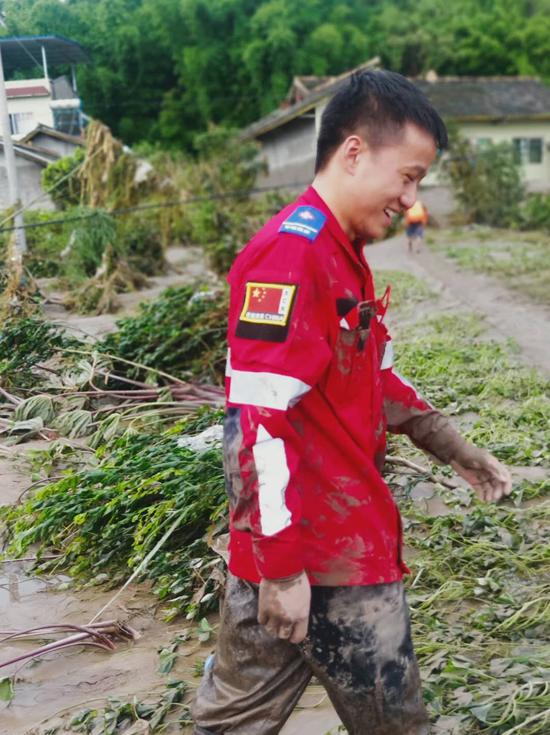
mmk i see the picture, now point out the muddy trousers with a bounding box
[192,573,429,735]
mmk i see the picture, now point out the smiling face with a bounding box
[320,122,437,243]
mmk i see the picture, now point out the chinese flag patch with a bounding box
[236,282,297,342]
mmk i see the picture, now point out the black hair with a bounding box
[315,69,448,172]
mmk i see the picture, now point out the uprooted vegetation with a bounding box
[0,124,284,318]
[0,288,226,447]
[0,270,548,734]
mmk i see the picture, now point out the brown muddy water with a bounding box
[0,565,342,734]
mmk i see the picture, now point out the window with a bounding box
[53,107,82,135]
[9,111,34,135]
[476,137,492,150]
[513,138,543,164]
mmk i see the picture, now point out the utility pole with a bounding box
[0,31,26,256]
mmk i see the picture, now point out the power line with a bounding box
[0,181,310,234]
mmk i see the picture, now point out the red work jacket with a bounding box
[224,186,430,586]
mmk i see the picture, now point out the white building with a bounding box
[6,74,83,138]
[0,35,88,210]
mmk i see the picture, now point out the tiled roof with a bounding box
[21,123,84,146]
[6,85,49,98]
[244,71,550,139]
[414,77,550,118]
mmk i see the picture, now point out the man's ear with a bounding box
[339,134,366,175]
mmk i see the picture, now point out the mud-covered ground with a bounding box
[1,230,548,735]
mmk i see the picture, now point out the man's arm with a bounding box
[381,339,512,501]
[226,237,331,642]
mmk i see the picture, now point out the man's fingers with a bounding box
[263,616,280,637]
[289,617,308,644]
[277,622,295,640]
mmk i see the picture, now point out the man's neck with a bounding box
[311,175,355,243]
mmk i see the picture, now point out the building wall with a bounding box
[460,120,550,190]
[0,152,54,210]
[7,95,54,137]
[257,116,316,191]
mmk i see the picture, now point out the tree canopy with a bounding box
[1,0,549,148]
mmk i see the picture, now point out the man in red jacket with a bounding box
[193,70,512,735]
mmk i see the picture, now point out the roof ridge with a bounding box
[414,75,541,82]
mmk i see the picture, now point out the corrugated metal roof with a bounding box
[21,123,84,146]
[0,35,89,74]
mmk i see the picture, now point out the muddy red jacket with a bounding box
[224,186,431,585]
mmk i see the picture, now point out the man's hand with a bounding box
[258,570,311,644]
[451,448,512,502]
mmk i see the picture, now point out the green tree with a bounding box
[443,132,525,226]
[1,0,550,148]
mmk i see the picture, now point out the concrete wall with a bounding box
[257,116,316,191]
[0,153,54,210]
[418,184,455,222]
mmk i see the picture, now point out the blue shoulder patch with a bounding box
[278,205,327,242]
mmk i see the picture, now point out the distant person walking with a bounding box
[405,199,428,253]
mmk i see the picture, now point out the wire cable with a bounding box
[0,145,99,231]
[0,180,310,234]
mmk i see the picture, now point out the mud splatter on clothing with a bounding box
[193,574,429,735]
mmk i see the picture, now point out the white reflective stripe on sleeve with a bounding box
[225,348,232,378]
[393,370,431,406]
[381,340,394,370]
[253,424,292,536]
[229,369,311,410]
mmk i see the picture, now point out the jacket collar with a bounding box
[301,186,374,287]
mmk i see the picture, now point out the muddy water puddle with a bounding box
[0,568,211,734]
[0,567,343,734]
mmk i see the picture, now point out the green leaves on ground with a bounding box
[0,676,14,702]
[66,680,190,733]
[0,318,77,389]
[99,284,228,385]
[400,495,549,734]
[2,415,227,620]
[393,314,550,466]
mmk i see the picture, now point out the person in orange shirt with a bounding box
[405,199,428,253]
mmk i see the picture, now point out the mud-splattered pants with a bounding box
[192,573,429,734]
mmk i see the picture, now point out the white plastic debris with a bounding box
[177,424,223,453]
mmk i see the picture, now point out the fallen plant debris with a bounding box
[0,298,225,447]
[0,269,548,734]
[0,620,139,672]
[1,412,227,621]
[26,680,191,734]
[98,284,229,385]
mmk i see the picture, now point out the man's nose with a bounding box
[400,188,417,210]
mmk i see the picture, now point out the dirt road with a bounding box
[366,233,550,377]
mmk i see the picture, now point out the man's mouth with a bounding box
[383,208,393,225]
